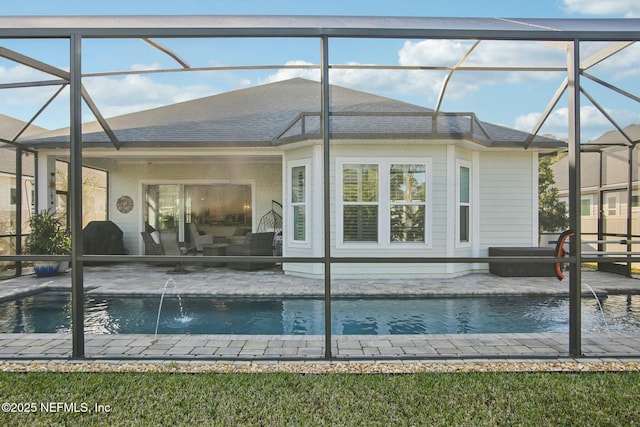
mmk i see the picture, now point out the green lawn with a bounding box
[1,371,639,426]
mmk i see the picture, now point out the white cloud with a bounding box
[564,0,640,17]
[401,39,565,68]
[263,60,320,83]
[263,60,442,101]
[82,74,218,117]
[0,64,67,108]
[515,107,600,134]
[514,106,640,141]
[0,63,53,83]
[83,75,179,116]
[398,40,471,66]
[263,40,568,106]
[332,64,426,97]
[130,62,164,72]
[582,43,640,79]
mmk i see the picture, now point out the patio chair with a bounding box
[141,231,163,255]
[227,231,276,271]
[186,223,214,252]
[141,230,188,273]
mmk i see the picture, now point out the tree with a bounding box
[539,154,569,233]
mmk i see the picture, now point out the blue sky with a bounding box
[0,0,639,141]
[1,0,638,19]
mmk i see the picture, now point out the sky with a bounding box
[0,0,639,142]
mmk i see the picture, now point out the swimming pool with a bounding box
[0,292,638,335]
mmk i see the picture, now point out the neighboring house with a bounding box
[20,78,564,278]
[551,124,640,261]
[0,114,44,260]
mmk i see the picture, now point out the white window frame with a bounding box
[456,160,472,248]
[580,196,593,217]
[337,157,432,248]
[287,159,311,248]
[606,194,619,217]
[9,179,17,212]
[340,161,380,244]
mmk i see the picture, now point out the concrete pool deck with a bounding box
[0,265,639,361]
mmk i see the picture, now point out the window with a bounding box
[458,164,470,243]
[55,160,108,228]
[390,164,426,242]
[338,159,430,246]
[10,187,16,205]
[291,165,306,241]
[82,166,108,226]
[581,198,592,217]
[343,164,379,242]
[607,195,618,216]
[183,184,252,226]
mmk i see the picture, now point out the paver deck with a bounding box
[0,264,638,360]
[1,332,639,360]
[0,263,638,299]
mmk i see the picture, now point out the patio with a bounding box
[0,266,639,360]
[0,264,639,298]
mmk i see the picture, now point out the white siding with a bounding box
[478,152,536,251]
[323,147,537,278]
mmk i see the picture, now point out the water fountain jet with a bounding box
[154,278,188,341]
[582,282,610,338]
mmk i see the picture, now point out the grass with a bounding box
[1,371,639,426]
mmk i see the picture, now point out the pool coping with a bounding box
[2,331,640,363]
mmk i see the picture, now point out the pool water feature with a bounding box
[154,278,190,340]
[0,292,638,335]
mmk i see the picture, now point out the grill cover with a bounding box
[82,221,127,255]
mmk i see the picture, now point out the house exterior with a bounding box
[551,124,639,268]
[22,78,564,278]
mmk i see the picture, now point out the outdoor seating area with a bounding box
[141,229,279,270]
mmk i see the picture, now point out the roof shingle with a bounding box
[21,78,564,150]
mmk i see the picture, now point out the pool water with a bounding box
[0,292,639,335]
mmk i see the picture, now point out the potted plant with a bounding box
[24,210,71,277]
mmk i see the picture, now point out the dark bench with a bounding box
[488,247,556,277]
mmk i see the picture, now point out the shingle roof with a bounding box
[21,78,564,150]
[0,115,42,174]
[551,124,640,191]
[585,124,640,147]
[0,113,47,141]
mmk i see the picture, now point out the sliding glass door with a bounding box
[144,183,252,246]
